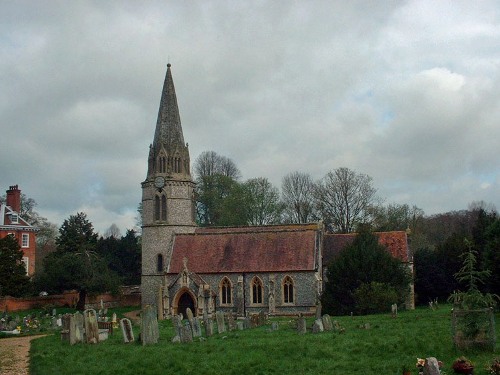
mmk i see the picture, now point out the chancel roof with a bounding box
[168,224,320,274]
[323,231,410,265]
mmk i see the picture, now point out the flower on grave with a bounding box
[416,358,425,368]
[16,326,22,332]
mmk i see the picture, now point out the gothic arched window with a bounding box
[283,276,294,304]
[157,254,164,273]
[154,196,160,221]
[251,277,263,305]
[161,195,167,221]
[220,277,232,305]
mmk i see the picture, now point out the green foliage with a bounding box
[353,282,398,315]
[322,230,411,315]
[55,212,98,253]
[0,235,31,297]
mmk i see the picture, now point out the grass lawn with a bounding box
[28,306,499,375]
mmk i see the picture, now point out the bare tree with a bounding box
[314,167,377,233]
[194,151,241,180]
[281,171,315,223]
[104,223,121,239]
[244,177,283,225]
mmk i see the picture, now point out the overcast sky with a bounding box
[1,1,499,234]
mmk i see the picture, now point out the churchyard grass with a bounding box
[28,305,499,375]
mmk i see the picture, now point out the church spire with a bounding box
[153,63,185,150]
[148,64,191,178]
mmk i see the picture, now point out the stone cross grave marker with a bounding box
[84,309,99,344]
[120,318,135,343]
[140,305,159,345]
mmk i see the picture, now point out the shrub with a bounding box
[353,282,398,315]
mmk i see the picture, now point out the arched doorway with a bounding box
[177,291,195,318]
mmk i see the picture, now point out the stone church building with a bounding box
[141,65,413,318]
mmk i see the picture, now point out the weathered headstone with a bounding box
[258,311,266,326]
[322,314,333,331]
[391,303,398,318]
[297,317,307,335]
[271,322,279,331]
[84,309,99,344]
[315,297,322,320]
[312,319,324,333]
[192,317,202,337]
[236,321,245,331]
[112,313,118,329]
[204,317,214,337]
[423,357,440,375]
[60,314,71,342]
[250,314,259,328]
[120,318,134,343]
[180,322,193,343]
[216,311,226,333]
[172,314,183,338]
[227,313,236,331]
[243,317,251,330]
[73,312,84,344]
[186,307,194,328]
[140,305,159,345]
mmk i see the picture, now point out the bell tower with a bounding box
[141,64,196,307]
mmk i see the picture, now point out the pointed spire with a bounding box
[153,64,185,150]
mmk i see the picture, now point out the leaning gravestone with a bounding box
[216,311,226,333]
[186,308,195,329]
[204,317,214,337]
[297,317,307,335]
[423,357,440,375]
[180,322,193,343]
[227,313,236,331]
[192,317,202,338]
[322,314,333,331]
[120,318,134,343]
[312,319,324,333]
[84,309,99,344]
[140,305,159,345]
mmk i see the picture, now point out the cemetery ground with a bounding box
[1,306,499,375]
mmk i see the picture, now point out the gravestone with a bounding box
[423,357,440,375]
[243,317,251,330]
[258,311,266,326]
[322,314,333,331]
[172,314,183,338]
[237,321,245,331]
[271,322,279,331]
[140,305,159,345]
[216,311,226,333]
[112,313,118,329]
[391,303,398,318]
[250,314,259,328]
[186,307,195,329]
[204,317,214,337]
[192,317,202,338]
[60,314,71,342]
[72,312,84,345]
[120,318,134,343]
[297,317,307,335]
[52,308,56,317]
[51,317,58,330]
[227,313,236,331]
[84,309,99,344]
[312,319,324,333]
[315,298,322,320]
[180,322,193,343]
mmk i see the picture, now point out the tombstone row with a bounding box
[296,314,344,335]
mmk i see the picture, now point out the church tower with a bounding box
[141,64,196,306]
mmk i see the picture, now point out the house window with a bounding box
[161,195,167,221]
[220,277,232,305]
[21,233,29,248]
[251,277,263,305]
[22,257,29,275]
[10,214,18,224]
[155,196,160,221]
[283,276,294,304]
[157,254,164,272]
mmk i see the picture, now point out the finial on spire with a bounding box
[167,63,171,68]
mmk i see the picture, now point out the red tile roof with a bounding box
[323,231,410,265]
[168,224,319,274]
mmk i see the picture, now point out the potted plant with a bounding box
[452,357,474,374]
[402,364,411,375]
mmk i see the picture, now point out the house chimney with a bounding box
[6,185,21,212]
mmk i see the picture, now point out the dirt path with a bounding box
[0,335,47,375]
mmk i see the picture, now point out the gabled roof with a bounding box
[0,203,36,231]
[323,231,410,265]
[168,224,320,274]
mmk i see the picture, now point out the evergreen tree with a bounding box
[322,230,411,315]
[0,235,31,297]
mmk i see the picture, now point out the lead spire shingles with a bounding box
[153,63,185,151]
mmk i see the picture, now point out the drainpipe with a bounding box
[242,273,246,317]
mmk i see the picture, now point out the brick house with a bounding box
[141,65,414,317]
[0,185,37,276]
